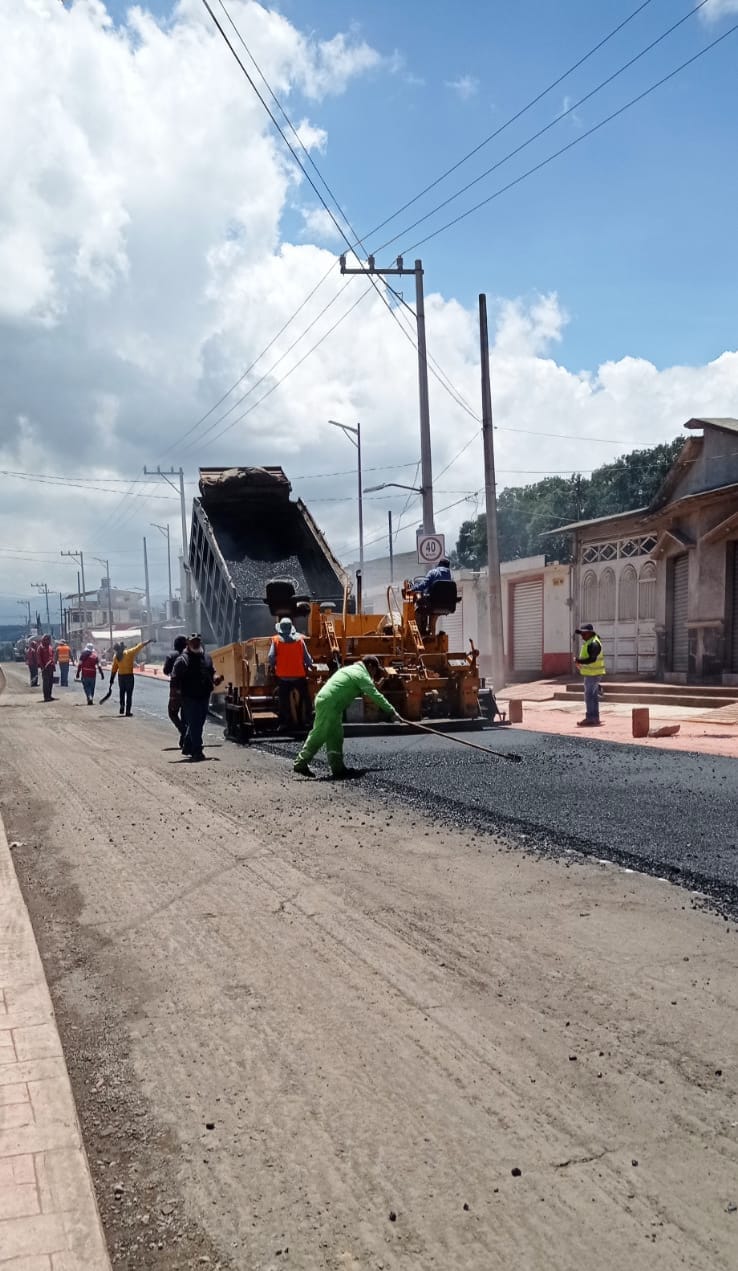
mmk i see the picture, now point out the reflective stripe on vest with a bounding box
[272,636,306,678]
[579,635,606,677]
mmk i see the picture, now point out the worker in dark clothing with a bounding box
[268,617,314,731]
[414,556,452,594]
[36,634,56,702]
[170,634,224,762]
[163,635,188,744]
[574,623,606,727]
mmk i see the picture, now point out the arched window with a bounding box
[618,564,638,622]
[638,561,656,621]
[598,567,616,623]
[582,570,597,623]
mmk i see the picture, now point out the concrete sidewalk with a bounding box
[498,693,738,758]
[0,811,111,1268]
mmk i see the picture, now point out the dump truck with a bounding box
[188,466,348,647]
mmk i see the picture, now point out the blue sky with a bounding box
[107,0,738,372]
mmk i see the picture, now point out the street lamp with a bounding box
[151,523,173,620]
[90,556,114,658]
[363,482,424,495]
[328,419,363,575]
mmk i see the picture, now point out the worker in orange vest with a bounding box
[55,639,72,687]
[268,617,314,732]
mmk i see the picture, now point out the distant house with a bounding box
[551,418,738,682]
[65,577,146,649]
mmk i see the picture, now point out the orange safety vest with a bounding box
[271,635,307,678]
[56,643,71,663]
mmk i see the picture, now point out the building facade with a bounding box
[557,418,738,683]
[65,578,146,649]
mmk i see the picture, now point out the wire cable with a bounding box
[399,16,738,256]
[360,0,658,248]
[374,0,712,256]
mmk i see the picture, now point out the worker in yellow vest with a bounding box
[268,617,314,731]
[55,639,72,687]
[574,623,606,727]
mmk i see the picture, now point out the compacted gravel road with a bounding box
[2,664,737,1271]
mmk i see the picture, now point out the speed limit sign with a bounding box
[417,533,446,565]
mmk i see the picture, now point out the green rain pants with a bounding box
[296,699,345,774]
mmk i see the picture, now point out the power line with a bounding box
[183,285,373,451]
[374,0,711,256]
[399,16,738,256]
[363,0,658,249]
[199,0,482,445]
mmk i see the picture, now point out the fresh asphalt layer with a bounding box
[131,674,738,913]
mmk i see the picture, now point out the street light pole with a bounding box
[152,524,173,619]
[339,255,435,533]
[328,420,363,575]
[61,550,87,639]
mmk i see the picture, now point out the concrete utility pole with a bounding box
[143,536,152,639]
[478,294,506,692]
[61,550,87,638]
[32,583,51,632]
[151,523,173,619]
[143,467,192,615]
[16,600,31,631]
[388,511,394,585]
[91,556,114,658]
[328,419,364,576]
[339,255,435,534]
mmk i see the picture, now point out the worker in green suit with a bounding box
[294,654,398,778]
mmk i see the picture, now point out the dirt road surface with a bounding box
[1,664,737,1270]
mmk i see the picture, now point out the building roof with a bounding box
[684,417,738,435]
[541,507,648,536]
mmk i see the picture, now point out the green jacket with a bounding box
[315,663,394,716]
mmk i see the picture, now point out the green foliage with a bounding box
[454,436,683,568]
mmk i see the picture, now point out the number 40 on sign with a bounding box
[417,533,446,565]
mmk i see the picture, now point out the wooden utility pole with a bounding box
[478,294,506,691]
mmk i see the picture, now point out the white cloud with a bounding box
[445,75,479,101]
[1,2,737,618]
[299,206,344,244]
[700,0,738,21]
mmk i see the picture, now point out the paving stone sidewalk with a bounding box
[0,815,111,1270]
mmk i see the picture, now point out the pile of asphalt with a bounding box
[225,554,308,600]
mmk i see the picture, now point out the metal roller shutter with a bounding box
[726,546,731,676]
[671,554,689,673]
[513,579,543,673]
[439,604,463,651]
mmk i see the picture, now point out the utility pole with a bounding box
[16,600,31,631]
[58,592,64,638]
[328,419,363,575]
[61,550,87,637]
[478,294,506,692]
[76,571,81,648]
[143,467,191,614]
[388,510,394,585]
[91,557,114,658]
[143,536,152,639]
[339,254,435,533]
[151,523,173,619]
[32,583,51,631]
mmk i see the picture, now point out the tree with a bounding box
[453,436,683,568]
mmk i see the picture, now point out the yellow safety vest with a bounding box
[578,635,606,677]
